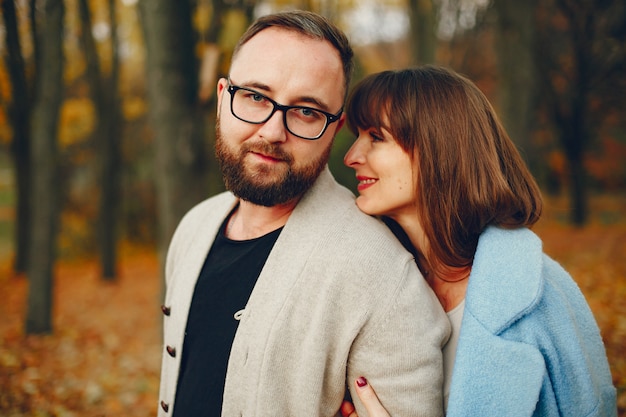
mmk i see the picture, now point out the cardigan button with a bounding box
[160,400,169,412]
[166,345,176,357]
[161,305,171,316]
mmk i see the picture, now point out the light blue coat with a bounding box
[447,226,617,416]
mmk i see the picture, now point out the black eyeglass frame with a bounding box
[226,81,343,140]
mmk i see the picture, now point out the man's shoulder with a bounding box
[167,192,236,243]
[307,201,413,267]
[194,190,236,210]
[181,191,236,221]
[298,174,410,259]
[300,170,397,234]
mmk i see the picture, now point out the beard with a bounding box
[215,118,332,207]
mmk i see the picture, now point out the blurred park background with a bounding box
[0,0,624,415]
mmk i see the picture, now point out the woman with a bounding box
[340,66,616,416]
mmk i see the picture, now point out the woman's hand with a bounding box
[340,377,391,417]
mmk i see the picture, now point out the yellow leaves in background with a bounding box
[0,62,14,146]
[193,2,212,35]
[0,62,11,104]
[58,209,96,258]
[59,98,95,148]
[0,110,12,147]
[122,96,146,122]
[586,137,626,190]
[218,10,249,51]
[198,43,220,103]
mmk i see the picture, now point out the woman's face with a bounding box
[344,126,417,221]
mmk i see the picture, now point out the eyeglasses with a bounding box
[226,80,342,140]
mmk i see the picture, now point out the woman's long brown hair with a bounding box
[347,65,542,276]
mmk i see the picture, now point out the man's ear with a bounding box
[216,78,228,116]
[335,112,346,133]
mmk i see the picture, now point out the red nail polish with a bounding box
[356,376,368,387]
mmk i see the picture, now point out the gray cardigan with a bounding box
[158,168,450,417]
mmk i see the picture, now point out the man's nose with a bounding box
[257,109,287,143]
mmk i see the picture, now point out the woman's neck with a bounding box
[428,268,470,312]
[394,214,470,312]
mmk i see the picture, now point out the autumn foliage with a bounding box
[0,246,161,416]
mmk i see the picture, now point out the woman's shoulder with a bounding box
[470,227,603,344]
[465,226,544,332]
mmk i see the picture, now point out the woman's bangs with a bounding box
[347,79,390,134]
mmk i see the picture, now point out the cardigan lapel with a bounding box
[237,167,351,326]
[222,168,355,412]
[164,193,239,346]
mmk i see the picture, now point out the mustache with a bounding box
[242,141,293,163]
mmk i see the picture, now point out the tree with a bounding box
[408,0,437,64]
[535,0,626,225]
[25,0,65,334]
[99,0,123,280]
[197,0,254,192]
[77,0,123,280]
[1,0,32,276]
[137,0,210,268]
[492,0,539,174]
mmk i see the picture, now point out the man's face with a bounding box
[215,27,346,206]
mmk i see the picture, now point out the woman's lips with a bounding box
[356,176,377,191]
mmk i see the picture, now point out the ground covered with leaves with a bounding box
[0,246,161,417]
[0,196,625,416]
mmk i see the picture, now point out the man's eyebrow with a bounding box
[236,81,332,112]
[238,81,271,92]
[297,96,331,112]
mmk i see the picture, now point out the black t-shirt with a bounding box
[173,216,282,417]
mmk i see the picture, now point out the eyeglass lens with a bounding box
[231,87,328,139]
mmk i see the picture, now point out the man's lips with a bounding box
[250,151,283,163]
[243,142,292,164]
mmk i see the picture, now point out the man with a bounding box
[158,10,449,417]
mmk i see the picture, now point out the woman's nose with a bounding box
[344,137,365,167]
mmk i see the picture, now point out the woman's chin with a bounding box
[355,197,379,217]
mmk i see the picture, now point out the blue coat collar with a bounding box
[447,227,548,416]
[465,226,543,334]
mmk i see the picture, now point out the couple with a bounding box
[158,10,616,417]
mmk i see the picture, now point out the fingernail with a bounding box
[356,376,368,387]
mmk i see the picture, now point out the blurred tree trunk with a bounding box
[28,0,40,92]
[199,0,254,198]
[492,0,539,175]
[535,0,625,225]
[1,0,31,276]
[556,44,590,227]
[77,0,122,280]
[99,0,122,280]
[408,0,437,64]
[138,0,209,271]
[26,0,64,334]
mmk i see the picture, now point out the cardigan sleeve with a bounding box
[347,258,450,417]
